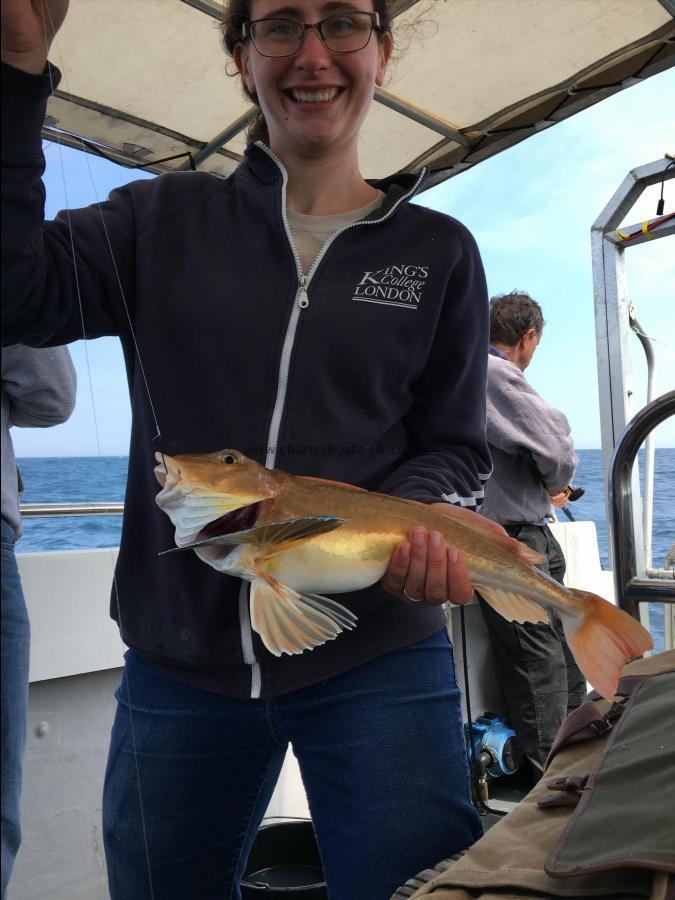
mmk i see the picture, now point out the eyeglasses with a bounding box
[241,11,381,58]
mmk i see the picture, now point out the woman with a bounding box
[1,1,490,897]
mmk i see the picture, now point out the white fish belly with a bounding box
[265,543,388,594]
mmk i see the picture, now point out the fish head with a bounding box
[154,449,276,550]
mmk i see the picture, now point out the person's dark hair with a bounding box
[219,0,393,145]
[489,291,545,346]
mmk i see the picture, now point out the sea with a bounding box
[15,448,674,650]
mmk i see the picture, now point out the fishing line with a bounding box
[40,78,102,454]
[42,2,163,445]
[40,4,157,894]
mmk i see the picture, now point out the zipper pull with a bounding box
[298,275,309,309]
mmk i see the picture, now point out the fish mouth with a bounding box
[154,452,266,552]
[154,452,180,488]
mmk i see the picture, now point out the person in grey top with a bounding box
[1,344,76,898]
[479,291,586,777]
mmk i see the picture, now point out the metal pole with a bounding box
[629,311,657,570]
[374,88,474,146]
[177,109,257,171]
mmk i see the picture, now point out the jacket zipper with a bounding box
[243,143,427,698]
[238,580,261,697]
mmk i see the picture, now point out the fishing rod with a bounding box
[559,485,585,523]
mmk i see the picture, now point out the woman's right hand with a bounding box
[1,0,69,75]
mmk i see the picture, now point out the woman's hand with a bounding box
[381,503,507,606]
[1,0,69,74]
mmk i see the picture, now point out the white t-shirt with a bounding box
[287,191,384,274]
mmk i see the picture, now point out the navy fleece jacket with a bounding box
[2,61,490,698]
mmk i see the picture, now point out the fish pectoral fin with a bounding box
[159,516,344,556]
[562,589,653,700]
[476,584,549,624]
[249,576,357,657]
[239,516,344,547]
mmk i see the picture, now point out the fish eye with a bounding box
[219,454,238,464]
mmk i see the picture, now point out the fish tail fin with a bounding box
[250,575,357,657]
[563,589,653,700]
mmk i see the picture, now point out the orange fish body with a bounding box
[155,449,653,700]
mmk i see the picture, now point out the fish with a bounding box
[154,448,653,699]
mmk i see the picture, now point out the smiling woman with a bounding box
[1,0,493,897]
[222,0,395,217]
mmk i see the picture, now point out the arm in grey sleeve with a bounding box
[3,344,77,427]
[486,363,577,489]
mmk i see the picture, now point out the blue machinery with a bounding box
[465,714,523,804]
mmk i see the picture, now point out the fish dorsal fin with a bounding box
[250,574,357,656]
[431,504,547,565]
[476,584,549,624]
[506,538,547,566]
[160,516,344,556]
[296,476,367,493]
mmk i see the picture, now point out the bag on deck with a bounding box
[392,650,675,900]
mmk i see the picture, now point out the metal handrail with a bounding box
[609,390,675,620]
[629,309,657,570]
[20,503,124,518]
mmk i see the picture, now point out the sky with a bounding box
[10,67,675,458]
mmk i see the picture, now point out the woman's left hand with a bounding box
[380,503,505,606]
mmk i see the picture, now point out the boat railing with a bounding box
[591,154,675,578]
[20,502,124,517]
[609,390,675,628]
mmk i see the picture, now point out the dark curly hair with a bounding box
[489,291,545,346]
[219,0,394,145]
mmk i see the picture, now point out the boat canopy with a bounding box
[45,0,675,185]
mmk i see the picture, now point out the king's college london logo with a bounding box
[352,264,429,310]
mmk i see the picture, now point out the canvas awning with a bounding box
[44,0,675,186]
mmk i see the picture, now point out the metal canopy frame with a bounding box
[178,0,675,179]
[41,1,675,180]
[591,154,675,575]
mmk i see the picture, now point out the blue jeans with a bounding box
[1,517,30,900]
[103,629,481,900]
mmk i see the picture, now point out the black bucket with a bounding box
[241,820,328,898]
